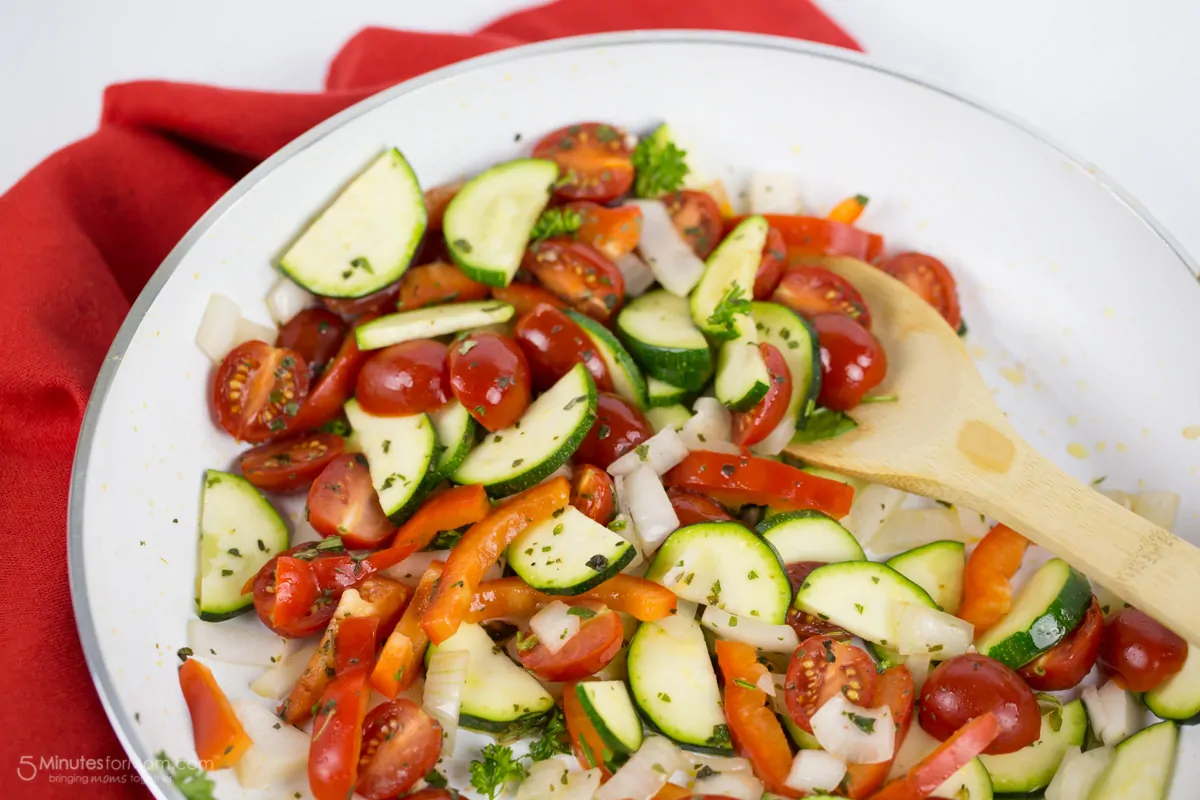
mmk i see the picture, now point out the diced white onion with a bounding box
[904,654,932,692]
[654,601,699,640]
[530,601,581,655]
[747,172,803,215]
[785,750,847,793]
[769,673,790,715]
[845,483,907,540]
[613,474,633,518]
[187,619,292,667]
[232,699,310,788]
[1045,745,1114,800]
[380,550,445,588]
[810,694,895,764]
[680,397,738,453]
[700,606,800,653]
[1132,490,1180,530]
[955,505,993,540]
[540,463,574,486]
[234,316,277,350]
[1099,488,1135,510]
[265,275,318,325]
[250,643,318,699]
[422,648,470,757]
[750,416,797,457]
[1091,581,1128,619]
[596,736,683,800]
[518,759,602,800]
[195,293,243,362]
[756,672,776,696]
[684,752,754,776]
[1081,679,1139,746]
[869,506,968,554]
[692,771,764,800]
[608,427,689,477]
[628,200,706,297]
[624,463,679,552]
[895,604,974,658]
[616,253,657,297]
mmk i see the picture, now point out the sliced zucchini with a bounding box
[978,699,1086,793]
[645,404,692,433]
[443,158,558,287]
[507,506,636,594]
[575,681,644,756]
[751,301,820,432]
[566,310,647,408]
[429,399,475,477]
[644,522,791,624]
[627,618,730,752]
[197,470,288,621]
[714,312,770,412]
[690,215,768,339]
[974,558,1092,668]
[427,622,554,735]
[1088,720,1178,800]
[343,399,437,522]
[617,290,713,390]
[782,715,822,750]
[279,148,425,298]
[885,541,965,614]
[646,377,694,409]
[453,363,597,496]
[887,723,994,799]
[756,511,865,565]
[355,301,514,351]
[793,561,937,645]
[1146,642,1200,721]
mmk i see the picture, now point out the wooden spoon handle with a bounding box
[945,442,1200,644]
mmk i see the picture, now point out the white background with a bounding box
[1,0,1197,257]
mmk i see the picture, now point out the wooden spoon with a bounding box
[786,255,1200,643]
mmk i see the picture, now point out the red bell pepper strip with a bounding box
[869,712,1000,800]
[663,451,855,519]
[731,214,884,263]
[334,616,380,675]
[957,524,1029,634]
[371,561,444,699]
[309,621,380,800]
[287,313,376,433]
[421,478,570,645]
[178,658,252,769]
[714,640,800,797]
[372,484,492,569]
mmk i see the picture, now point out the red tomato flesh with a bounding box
[356,700,443,800]
[667,487,735,526]
[1018,597,1105,691]
[212,341,310,442]
[753,227,788,300]
[355,339,450,416]
[307,453,396,548]
[571,465,616,525]
[663,452,855,519]
[919,654,1040,755]
[322,281,402,319]
[286,315,374,434]
[518,603,623,681]
[813,313,888,412]
[878,251,962,331]
[731,343,792,447]
[785,635,878,734]
[573,392,654,469]
[492,282,568,317]
[276,307,348,381]
[514,304,612,392]
[398,261,490,311]
[252,546,339,638]
[1098,608,1187,692]
[533,122,634,203]
[447,332,532,431]
[771,265,871,326]
[523,238,625,323]
[239,432,344,493]
[665,190,724,258]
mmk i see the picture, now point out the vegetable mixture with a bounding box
[180,120,1193,800]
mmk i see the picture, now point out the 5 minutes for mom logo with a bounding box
[17,754,209,784]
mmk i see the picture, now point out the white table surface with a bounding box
[2,0,1197,259]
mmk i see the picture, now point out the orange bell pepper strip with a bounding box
[421,477,570,645]
[957,523,1029,634]
[178,658,252,769]
[464,574,677,624]
[841,666,916,798]
[578,574,677,620]
[869,712,1000,800]
[652,783,693,800]
[371,560,444,698]
[827,194,870,225]
[731,214,884,263]
[714,640,799,797]
[280,576,409,725]
[371,484,492,570]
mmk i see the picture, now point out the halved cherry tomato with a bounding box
[270,556,320,630]
[398,261,490,311]
[873,713,1000,800]
[753,227,788,299]
[1019,597,1104,691]
[239,432,344,493]
[813,313,888,412]
[355,339,450,416]
[878,252,962,332]
[276,307,348,381]
[667,487,735,526]
[664,190,724,258]
[492,281,568,317]
[745,214,885,263]
[919,654,1039,755]
[287,317,374,433]
[563,682,614,776]
[447,332,531,431]
[783,561,824,595]
[523,239,625,322]
[335,616,380,674]
[424,180,464,232]
[771,265,871,325]
[518,602,623,681]
[178,657,252,769]
[307,454,396,548]
[322,281,402,318]
[356,700,443,800]
[731,343,791,447]
[514,304,612,392]
[571,465,616,525]
[309,663,372,800]
[567,201,643,260]
[786,608,849,641]
[252,546,339,638]
[573,392,653,469]
[664,452,855,519]
[841,666,916,798]
[211,341,310,442]
[785,635,878,734]
[1098,608,1187,692]
[533,122,634,202]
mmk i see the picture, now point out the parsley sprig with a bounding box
[530,207,582,242]
[631,135,689,198]
[706,284,752,335]
[527,707,571,762]
[469,743,528,800]
[155,751,215,800]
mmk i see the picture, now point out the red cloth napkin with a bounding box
[0,1,856,796]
